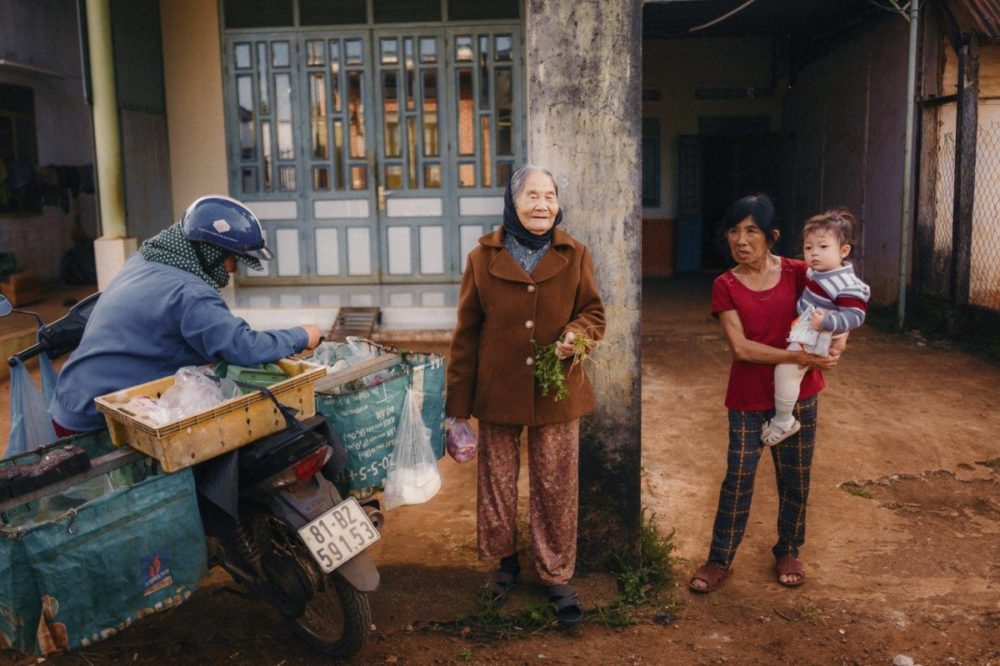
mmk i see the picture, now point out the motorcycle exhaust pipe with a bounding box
[362,503,384,530]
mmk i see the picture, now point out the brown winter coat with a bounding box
[446,228,606,426]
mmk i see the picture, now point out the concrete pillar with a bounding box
[525,0,643,565]
[86,0,135,287]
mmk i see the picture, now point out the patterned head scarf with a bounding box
[139,224,263,290]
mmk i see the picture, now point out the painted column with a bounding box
[86,0,137,288]
[525,0,643,564]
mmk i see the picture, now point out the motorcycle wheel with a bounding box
[249,511,372,659]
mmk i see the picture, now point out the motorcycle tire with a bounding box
[292,571,372,659]
[249,510,372,659]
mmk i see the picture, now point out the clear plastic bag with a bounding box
[382,387,441,510]
[788,305,833,357]
[125,367,239,425]
[446,418,477,463]
[7,357,57,455]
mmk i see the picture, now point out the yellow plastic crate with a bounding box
[94,358,325,472]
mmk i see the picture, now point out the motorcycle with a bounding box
[0,293,381,659]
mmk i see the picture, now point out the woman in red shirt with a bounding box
[689,194,846,593]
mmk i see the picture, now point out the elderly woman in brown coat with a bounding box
[446,165,605,625]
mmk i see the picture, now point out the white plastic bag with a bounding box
[787,305,833,357]
[382,387,441,510]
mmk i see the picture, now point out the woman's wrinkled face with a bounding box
[515,172,560,235]
[223,255,238,273]
[726,216,772,265]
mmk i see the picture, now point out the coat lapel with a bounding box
[482,227,573,284]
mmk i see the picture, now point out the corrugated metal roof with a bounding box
[949,0,1000,40]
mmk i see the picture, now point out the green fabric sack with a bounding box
[313,342,445,499]
[0,433,207,655]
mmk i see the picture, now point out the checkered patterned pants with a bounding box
[477,420,580,586]
[707,396,818,568]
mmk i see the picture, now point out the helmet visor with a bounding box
[242,245,274,262]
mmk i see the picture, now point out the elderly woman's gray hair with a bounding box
[510,165,559,201]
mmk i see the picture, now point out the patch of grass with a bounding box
[840,484,874,499]
[425,509,682,639]
[457,647,474,661]
[590,509,682,627]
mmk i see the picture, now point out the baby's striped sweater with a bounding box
[798,262,871,333]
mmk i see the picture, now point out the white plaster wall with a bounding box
[0,0,98,280]
[641,36,785,220]
[159,0,228,220]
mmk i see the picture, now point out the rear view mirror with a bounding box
[0,295,11,317]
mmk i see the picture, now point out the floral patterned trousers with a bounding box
[477,419,580,585]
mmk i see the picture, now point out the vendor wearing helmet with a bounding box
[49,195,322,434]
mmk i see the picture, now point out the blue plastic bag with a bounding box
[7,355,58,456]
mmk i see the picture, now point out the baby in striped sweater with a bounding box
[762,209,871,446]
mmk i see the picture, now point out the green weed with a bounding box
[840,484,874,499]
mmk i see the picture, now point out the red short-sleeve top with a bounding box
[711,257,825,411]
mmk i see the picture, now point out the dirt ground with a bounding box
[2,276,999,666]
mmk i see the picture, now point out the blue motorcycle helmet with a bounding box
[180,195,273,262]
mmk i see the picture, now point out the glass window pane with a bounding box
[333,119,344,190]
[347,71,365,158]
[313,166,330,190]
[330,41,341,70]
[385,164,403,189]
[272,41,290,68]
[422,70,439,156]
[495,68,512,155]
[329,42,341,112]
[382,71,400,158]
[479,35,489,109]
[404,38,415,111]
[237,75,255,160]
[423,163,441,189]
[345,39,363,65]
[380,38,398,65]
[257,43,270,115]
[279,165,296,190]
[262,120,273,190]
[242,167,257,192]
[235,43,252,69]
[275,73,294,159]
[351,165,368,190]
[495,35,513,62]
[455,36,473,62]
[480,115,491,188]
[459,163,475,188]
[497,161,512,186]
[457,68,474,156]
[310,73,327,159]
[306,40,324,66]
[407,117,417,189]
[420,37,436,63]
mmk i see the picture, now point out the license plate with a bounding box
[298,497,380,573]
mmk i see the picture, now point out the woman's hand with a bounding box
[797,349,839,370]
[301,324,323,350]
[555,331,576,360]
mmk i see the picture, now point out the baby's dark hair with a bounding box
[802,208,857,246]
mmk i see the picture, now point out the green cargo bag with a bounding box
[0,432,207,655]
[313,341,445,499]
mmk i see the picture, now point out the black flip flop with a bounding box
[548,584,584,626]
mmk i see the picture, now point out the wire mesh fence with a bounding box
[927,106,1000,312]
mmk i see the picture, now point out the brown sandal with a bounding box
[689,563,730,593]
[776,555,806,587]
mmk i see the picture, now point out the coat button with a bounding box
[527,284,536,292]
[525,320,534,329]
[526,356,534,366]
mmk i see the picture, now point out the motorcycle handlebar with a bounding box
[8,342,44,367]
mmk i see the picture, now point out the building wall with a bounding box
[0,0,97,281]
[159,0,228,220]
[782,18,910,305]
[641,36,785,220]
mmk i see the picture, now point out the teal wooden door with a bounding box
[222,25,523,285]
